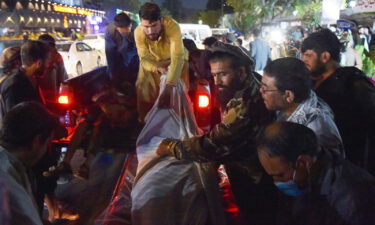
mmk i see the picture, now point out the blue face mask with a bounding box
[274,169,308,197]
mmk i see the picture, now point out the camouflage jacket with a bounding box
[170,72,275,164]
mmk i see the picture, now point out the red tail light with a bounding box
[58,83,72,105]
[198,94,210,108]
[58,95,70,105]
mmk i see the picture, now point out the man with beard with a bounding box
[301,29,375,175]
[0,41,67,220]
[105,12,139,86]
[0,40,48,118]
[157,42,278,225]
[134,2,189,123]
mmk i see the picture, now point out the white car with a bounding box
[56,41,104,78]
[82,33,105,52]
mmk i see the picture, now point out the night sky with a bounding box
[154,0,208,9]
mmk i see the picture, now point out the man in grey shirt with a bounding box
[260,57,344,155]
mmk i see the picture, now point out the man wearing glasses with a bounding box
[260,57,343,155]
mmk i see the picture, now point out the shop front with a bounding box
[0,0,105,38]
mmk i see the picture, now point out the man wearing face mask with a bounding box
[0,41,48,120]
[105,12,139,86]
[257,121,375,225]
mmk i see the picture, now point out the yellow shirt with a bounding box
[134,17,188,85]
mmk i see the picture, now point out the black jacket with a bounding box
[0,70,41,119]
[315,67,375,175]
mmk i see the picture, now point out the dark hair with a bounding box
[38,34,56,47]
[236,38,243,45]
[252,28,261,37]
[114,12,131,28]
[1,46,21,75]
[183,39,198,52]
[264,57,311,103]
[301,29,341,62]
[0,102,59,149]
[139,2,161,22]
[208,51,246,73]
[256,122,319,166]
[203,36,218,47]
[21,41,48,67]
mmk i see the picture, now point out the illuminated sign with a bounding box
[353,0,375,13]
[53,5,93,15]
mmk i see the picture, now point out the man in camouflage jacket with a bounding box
[158,42,278,225]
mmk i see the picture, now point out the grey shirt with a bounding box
[277,91,344,156]
[0,147,43,225]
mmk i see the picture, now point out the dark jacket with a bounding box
[105,24,139,85]
[0,70,56,215]
[315,67,375,175]
[171,72,278,225]
[0,70,41,119]
[277,149,375,225]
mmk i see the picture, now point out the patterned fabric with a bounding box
[170,72,278,225]
[171,72,275,164]
[277,91,344,156]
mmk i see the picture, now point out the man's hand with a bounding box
[158,84,174,108]
[157,66,168,75]
[156,139,177,156]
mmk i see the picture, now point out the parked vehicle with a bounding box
[56,41,104,78]
[57,66,216,135]
[179,24,212,49]
[82,33,105,53]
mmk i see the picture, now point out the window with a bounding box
[56,43,71,52]
[76,43,84,52]
[82,43,92,51]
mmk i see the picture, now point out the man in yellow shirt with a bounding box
[134,2,189,122]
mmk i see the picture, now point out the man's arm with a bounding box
[306,112,344,156]
[351,77,375,137]
[250,41,256,58]
[158,98,269,162]
[159,116,254,163]
[105,29,126,80]
[134,27,160,73]
[164,19,186,86]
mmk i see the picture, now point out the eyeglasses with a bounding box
[259,85,279,93]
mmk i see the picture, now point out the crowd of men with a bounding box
[0,1,375,225]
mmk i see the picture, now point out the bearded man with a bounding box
[134,2,189,123]
[301,29,375,175]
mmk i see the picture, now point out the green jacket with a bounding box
[170,71,278,225]
[171,72,275,164]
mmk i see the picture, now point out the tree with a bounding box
[200,0,233,28]
[162,0,184,21]
[198,9,222,27]
[225,0,323,33]
[294,0,322,27]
